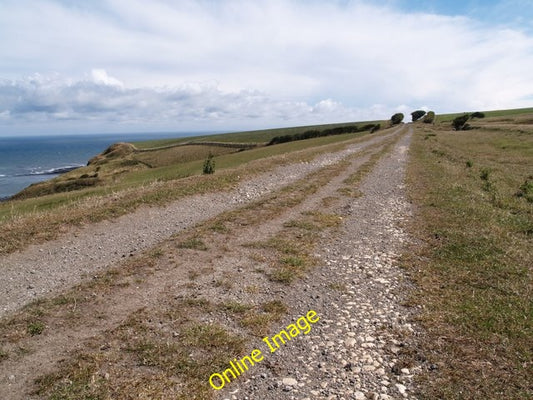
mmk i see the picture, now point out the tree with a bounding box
[411,110,426,122]
[471,112,485,119]
[203,153,215,174]
[423,111,435,124]
[390,113,404,125]
[452,114,471,131]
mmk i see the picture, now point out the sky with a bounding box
[0,0,532,136]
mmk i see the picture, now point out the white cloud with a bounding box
[0,0,532,134]
[91,69,124,88]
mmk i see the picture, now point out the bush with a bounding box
[391,113,404,125]
[471,112,485,119]
[370,124,381,133]
[452,114,470,130]
[267,123,377,146]
[203,153,215,174]
[423,111,435,124]
[411,110,426,122]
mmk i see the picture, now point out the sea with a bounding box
[0,132,203,200]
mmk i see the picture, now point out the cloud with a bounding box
[0,0,532,134]
[0,72,380,133]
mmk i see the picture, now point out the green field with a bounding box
[133,119,383,148]
[406,117,532,399]
[434,107,533,122]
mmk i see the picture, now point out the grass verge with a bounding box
[404,124,532,399]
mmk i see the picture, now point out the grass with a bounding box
[35,300,247,400]
[26,321,45,336]
[133,119,385,148]
[240,300,288,337]
[177,237,208,251]
[434,107,533,122]
[405,121,533,399]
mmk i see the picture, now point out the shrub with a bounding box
[411,110,426,122]
[203,153,215,174]
[370,124,381,133]
[423,111,435,124]
[452,114,471,130]
[471,112,485,119]
[515,178,533,202]
[391,113,404,125]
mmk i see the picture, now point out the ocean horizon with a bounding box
[0,131,211,200]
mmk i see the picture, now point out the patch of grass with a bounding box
[148,247,164,258]
[240,300,288,336]
[34,353,107,399]
[209,220,229,233]
[405,124,533,399]
[281,255,305,267]
[27,321,45,336]
[220,301,253,314]
[0,348,7,361]
[177,237,208,251]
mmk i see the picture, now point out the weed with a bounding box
[466,160,473,168]
[480,168,491,181]
[516,178,533,202]
[27,321,45,336]
[281,256,305,267]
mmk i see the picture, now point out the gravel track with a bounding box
[219,128,419,400]
[0,129,401,318]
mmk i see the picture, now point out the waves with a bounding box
[4,165,84,178]
[24,165,84,176]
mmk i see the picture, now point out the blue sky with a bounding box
[0,0,532,136]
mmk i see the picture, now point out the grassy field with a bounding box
[133,119,384,148]
[405,114,532,398]
[434,107,533,122]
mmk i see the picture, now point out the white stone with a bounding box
[395,383,407,395]
[282,377,298,386]
[355,391,366,400]
[345,338,356,347]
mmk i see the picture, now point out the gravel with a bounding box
[218,129,420,400]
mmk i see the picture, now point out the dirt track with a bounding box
[0,126,421,400]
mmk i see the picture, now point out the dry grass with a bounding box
[404,121,533,399]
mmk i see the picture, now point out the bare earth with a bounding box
[0,126,421,399]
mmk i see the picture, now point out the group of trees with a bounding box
[390,110,436,125]
[452,112,485,131]
[390,109,486,129]
[267,123,381,146]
